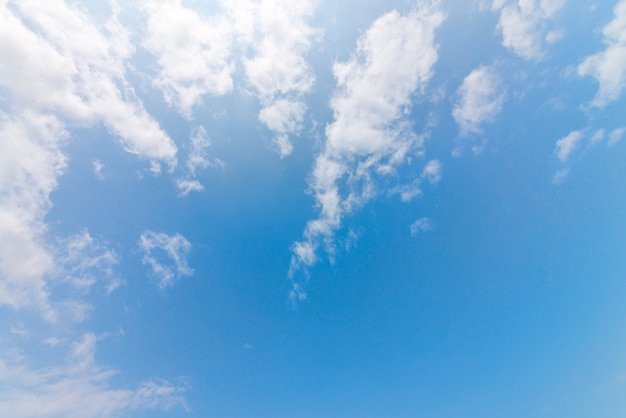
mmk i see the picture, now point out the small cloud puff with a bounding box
[452,65,504,136]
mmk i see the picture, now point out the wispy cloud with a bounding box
[493,0,565,60]
[289,2,445,301]
[578,0,626,107]
[139,231,193,290]
[176,126,222,197]
[452,65,505,135]
[0,334,188,418]
[552,125,625,182]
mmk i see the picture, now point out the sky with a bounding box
[1,0,626,417]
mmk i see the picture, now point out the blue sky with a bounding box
[1,0,626,416]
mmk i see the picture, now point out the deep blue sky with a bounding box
[1,0,625,417]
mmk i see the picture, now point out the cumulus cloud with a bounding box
[0,334,188,418]
[410,217,433,235]
[242,0,318,157]
[289,3,445,300]
[578,0,626,107]
[139,231,193,290]
[493,0,565,60]
[0,0,178,166]
[0,0,177,320]
[452,65,505,135]
[142,0,235,118]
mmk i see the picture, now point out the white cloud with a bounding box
[177,125,223,197]
[176,179,205,197]
[494,0,565,60]
[422,159,442,184]
[555,130,584,162]
[410,217,433,235]
[139,231,193,290]
[242,0,318,156]
[591,129,605,144]
[289,4,445,286]
[0,334,188,418]
[608,127,626,145]
[142,0,235,118]
[0,0,178,167]
[187,126,212,176]
[578,0,626,107]
[92,160,105,180]
[552,167,570,184]
[0,0,180,318]
[452,65,505,135]
[258,99,307,157]
[54,230,121,296]
[0,111,66,320]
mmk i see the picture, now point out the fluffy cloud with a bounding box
[493,0,565,60]
[0,0,177,320]
[0,112,65,319]
[0,0,178,166]
[289,3,445,299]
[0,334,188,418]
[242,0,318,157]
[142,0,235,118]
[452,65,505,135]
[578,0,626,107]
[139,231,193,290]
[258,99,307,157]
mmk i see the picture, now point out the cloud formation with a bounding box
[578,0,626,107]
[493,0,565,60]
[555,130,584,163]
[142,0,235,118]
[139,231,193,290]
[0,334,188,418]
[0,0,178,320]
[452,65,505,135]
[289,2,445,300]
[242,0,318,157]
